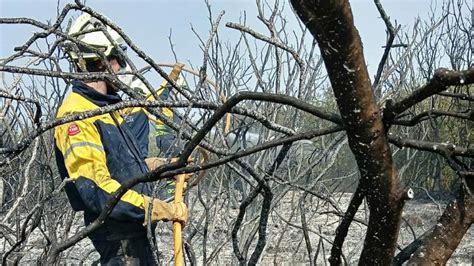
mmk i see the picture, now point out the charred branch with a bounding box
[384,68,474,123]
[373,0,399,93]
[438,91,474,101]
[329,184,365,265]
[389,134,474,158]
[226,22,305,70]
[392,109,473,126]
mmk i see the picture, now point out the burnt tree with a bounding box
[291,0,473,265]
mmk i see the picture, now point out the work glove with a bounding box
[144,157,194,179]
[145,157,172,171]
[143,196,188,226]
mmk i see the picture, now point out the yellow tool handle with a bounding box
[173,174,186,266]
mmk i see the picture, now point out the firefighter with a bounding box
[54,13,188,265]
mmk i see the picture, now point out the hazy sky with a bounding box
[1,0,442,78]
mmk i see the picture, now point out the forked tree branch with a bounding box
[384,68,474,122]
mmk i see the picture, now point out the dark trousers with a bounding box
[91,236,157,266]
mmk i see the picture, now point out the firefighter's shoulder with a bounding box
[57,92,98,119]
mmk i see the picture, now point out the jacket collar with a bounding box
[71,80,122,107]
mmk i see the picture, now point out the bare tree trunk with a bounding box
[407,184,473,265]
[290,1,408,264]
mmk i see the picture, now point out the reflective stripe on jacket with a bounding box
[54,80,152,240]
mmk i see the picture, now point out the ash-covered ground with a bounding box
[8,193,473,265]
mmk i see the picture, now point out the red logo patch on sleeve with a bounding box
[68,123,81,136]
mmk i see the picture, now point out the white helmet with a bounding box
[67,13,127,70]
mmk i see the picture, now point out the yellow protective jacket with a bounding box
[54,80,153,240]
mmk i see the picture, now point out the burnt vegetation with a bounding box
[0,0,473,264]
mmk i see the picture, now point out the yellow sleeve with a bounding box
[54,118,147,221]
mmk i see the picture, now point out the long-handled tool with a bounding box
[173,173,186,266]
[173,146,209,265]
